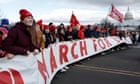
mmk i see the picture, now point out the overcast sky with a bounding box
[0,0,140,25]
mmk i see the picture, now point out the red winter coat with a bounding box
[78,29,85,39]
[2,22,39,55]
[110,29,117,36]
[0,33,8,57]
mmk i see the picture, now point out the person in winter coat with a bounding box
[65,25,73,41]
[57,24,66,42]
[0,18,10,31]
[2,9,40,58]
[78,25,85,39]
[93,25,99,38]
[43,24,51,48]
[35,23,45,48]
[109,27,117,36]
[36,19,44,32]
[0,30,8,57]
[49,23,58,43]
[0,28,14,59]
[84,24,92,38]
[72,25,78,40]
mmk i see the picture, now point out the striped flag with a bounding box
[108,4,123,23]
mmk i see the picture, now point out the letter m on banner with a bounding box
[108,4,123,23]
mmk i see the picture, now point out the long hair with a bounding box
[27,21,38,47]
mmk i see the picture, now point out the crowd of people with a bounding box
[1,9,140,56]
[0,9,140,72]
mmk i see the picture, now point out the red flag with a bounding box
[108,4,123,22]
[70,12,80,26]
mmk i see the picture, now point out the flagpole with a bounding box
[105,4,113,36]
[72,11,73,14]
[104,4,112,28]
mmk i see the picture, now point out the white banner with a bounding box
[0,36,132,84]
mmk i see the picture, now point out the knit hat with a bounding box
[67,25,72,30]
[19,9,33,20]
[80,25,85,30]
[87,24,91,28]
[1,18,9,25]
[49,25,56,31]
[43,24,49,30]
[37,19,43,26]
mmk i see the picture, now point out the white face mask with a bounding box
[22,16,34,26]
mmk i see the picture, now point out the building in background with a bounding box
[121,7,140,32]
[124,7,134,21]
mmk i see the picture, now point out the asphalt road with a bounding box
[51,45,140,84]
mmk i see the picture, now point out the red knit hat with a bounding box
[43,24,49,30]
[67,25,72,30]
[87,24,91,28]
[80,25,85,30]
[49,25,56,31]
[37,19,43,26]
[19,9,33,20]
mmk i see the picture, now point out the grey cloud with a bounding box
[61,0,140,7]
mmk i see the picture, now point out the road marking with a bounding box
[129,45,140,48]
[75,65,140,77]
